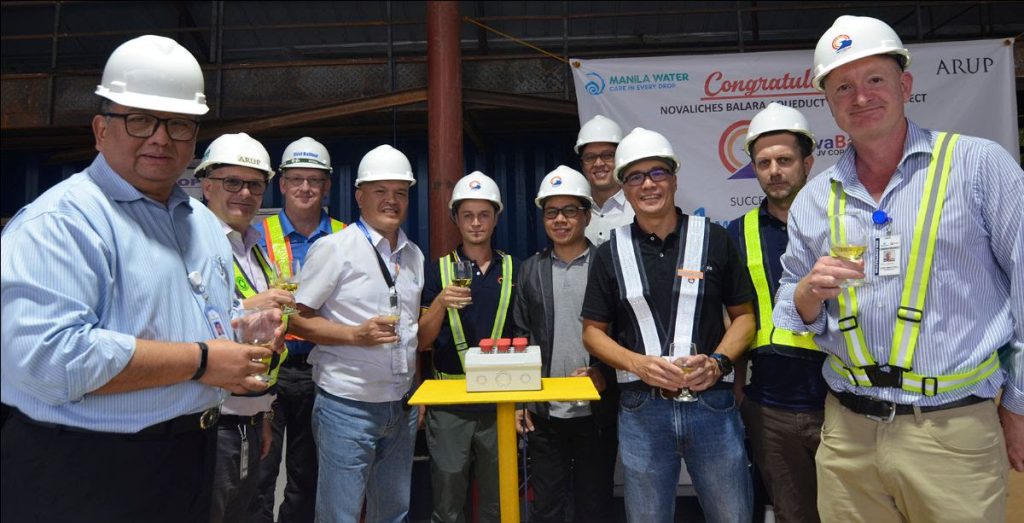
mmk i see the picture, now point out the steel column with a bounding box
[426,1,463,258]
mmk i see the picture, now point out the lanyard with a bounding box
[356,220,401,309]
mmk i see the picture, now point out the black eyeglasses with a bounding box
[581,152,615,166]
[205,177,267,195]
[282,176,328,189]
[543,205,588,220]
[622,167,673,187]
[103,112,199,141]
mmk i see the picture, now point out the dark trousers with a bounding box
[211,414,266,523]
[526,413,618,523]
[1,410,216,523]
[253,362,318,523]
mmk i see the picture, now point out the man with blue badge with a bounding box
[582,127,756,523]
[1,35,272,523]
[727,103,825,523]
[775,15,1024,522]
[417,171,514,523]
[254,136,345,523]
[196,132,290,523]
[289,144,424,523]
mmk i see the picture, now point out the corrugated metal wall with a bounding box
[2,129,579,261]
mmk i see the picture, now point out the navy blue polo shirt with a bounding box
[726,202,828,411]
[421,246,516,375]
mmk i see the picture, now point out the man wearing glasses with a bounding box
[254,137,345,523]
[512,166,618,523]
[582,128,756,522]
[577,115,634,246]
[1,36,271,522]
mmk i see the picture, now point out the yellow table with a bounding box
[409,377,600,523]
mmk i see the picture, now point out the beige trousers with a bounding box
[816,393,1008,522]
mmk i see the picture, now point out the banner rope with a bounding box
[463,16,570,65]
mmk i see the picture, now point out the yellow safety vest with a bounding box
[740,208,819,356]
[262,213,344,342]
[233,244,288,391]
[828,132,999,396]
[435,250,514,379]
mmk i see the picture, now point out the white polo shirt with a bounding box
[221,221,276,416]
[585,189,635,246]
[296,217,425,403]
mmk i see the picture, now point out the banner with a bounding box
[572,39,1018,226]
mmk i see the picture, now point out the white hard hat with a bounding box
[575,115,623,154]
[613,127,680,183]
[95,35,208,115]
[355,144,416,187]
[744,103,816,155]
[450,171,503,213]
[812,15,911,91]
[195,133,275,180]
[280,137,332,173]
[535,165,595,209]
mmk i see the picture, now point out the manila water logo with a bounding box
[549,176,563,187]
[468,180,482,191]
[719,120,755,180]
[832,34,852,53]
[585,73,606,95]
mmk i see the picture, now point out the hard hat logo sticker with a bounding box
[832,35,853,53]
[468,180,482,191]
[549,176,563,187]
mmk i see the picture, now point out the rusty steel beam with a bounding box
[462,88,577,115]
[426,0,463,259]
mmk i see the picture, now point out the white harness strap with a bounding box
[672,216,706,354]
[614,224,659,383]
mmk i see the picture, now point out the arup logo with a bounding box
[719,120,755,180]
[549,176,563,187]
[468,180,482,191]
[832,34,852,53]
[585,72,606,95]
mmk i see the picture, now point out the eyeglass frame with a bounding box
[580,151,616,166]
[204,176,268,195]
[621,167,674,187]
[102,112,200,141]
[542,205,589,220]
[282,175,329,189]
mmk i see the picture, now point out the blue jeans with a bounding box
[312,388,417,523]
[618,388,752,523]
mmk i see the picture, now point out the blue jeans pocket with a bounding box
[697,389,737,412]
[619,389,650,412]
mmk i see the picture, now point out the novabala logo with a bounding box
[719,120,755,180]
[585,73,606,95]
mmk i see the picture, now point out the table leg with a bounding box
[495,402,519,523]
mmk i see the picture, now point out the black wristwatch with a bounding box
[709,353,733,377]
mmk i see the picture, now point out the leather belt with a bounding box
[12,407,219,435]
[832,391,988,423]
[217,412,264,427]
[654,387,690,401]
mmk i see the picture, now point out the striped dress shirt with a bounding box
[773,119,1024,413]
[1,154,232,432]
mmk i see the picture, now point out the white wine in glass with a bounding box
[829,213,868,288]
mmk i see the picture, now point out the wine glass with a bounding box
[667,342,699,402]
[376,293,401,343]
[571,354,592,408]
[234,307,279,383]
[452,260,474,305]
[829,213,868,288]
[271,259,301,315]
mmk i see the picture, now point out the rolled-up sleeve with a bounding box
[772,189,828,335]
[1,212,135,405]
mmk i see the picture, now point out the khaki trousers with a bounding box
[816,393,1008,522]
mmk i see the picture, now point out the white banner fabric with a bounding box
[572,39,1018,226]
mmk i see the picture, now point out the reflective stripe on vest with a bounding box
[263,214,345,278]
[740,208,818,353]
[610,217,709,383]
[232,244,288,390]
[263,214,344,341]
[828,132,998,396]
[436,251,514,379]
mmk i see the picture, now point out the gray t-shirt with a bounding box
[547,248,592,419]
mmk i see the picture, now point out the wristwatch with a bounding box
[709,353,734,377]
